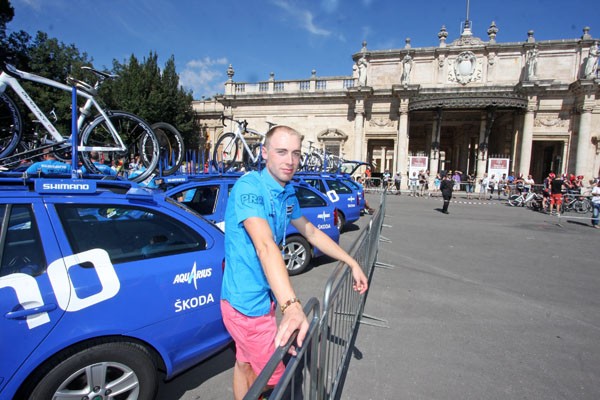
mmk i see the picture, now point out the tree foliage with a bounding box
[0,0,198,148]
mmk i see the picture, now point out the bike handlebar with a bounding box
[221,114,248,131]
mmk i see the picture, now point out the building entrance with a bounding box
[530,141,564,182]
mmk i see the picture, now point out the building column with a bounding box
[429,109,442,177]
[518,97,537,176]
[395,99,409,189]
[576,105,593,177]
[476,113,488,185]
[354,98,365,161]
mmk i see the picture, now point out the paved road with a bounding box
[160,193,600,399]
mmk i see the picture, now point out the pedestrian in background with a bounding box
[590,180,600,228]
[440,173,454,214]
[393,171,402,195]
[409,171,419,196]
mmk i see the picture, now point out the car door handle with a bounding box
[5,303,57,319]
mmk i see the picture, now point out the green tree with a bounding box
[101,53,198,150]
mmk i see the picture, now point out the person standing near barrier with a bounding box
[409,171,419,196]
[440,173,454,214]
[393,171,402,195]
[548,172,566,216]
[590,180,600,229]
[220,125,369,400]
[466,172,475,199]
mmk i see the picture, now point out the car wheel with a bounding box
[26,341,159,400]
[335,210,346,233]
[282,236,312,276]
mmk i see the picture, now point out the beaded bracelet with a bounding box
[280,297,301,314]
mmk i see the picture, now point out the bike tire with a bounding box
[151,122,185,176]
[80,111,159,183]
[573,199,591,214]
[0,94,23,159]
[306,153,322,171]
[507,194,521,207]
[212,132,240,171]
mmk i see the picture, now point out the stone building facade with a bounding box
[193,22,600,185]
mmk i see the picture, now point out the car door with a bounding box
[0,199,67,390]
[46,197,229,376]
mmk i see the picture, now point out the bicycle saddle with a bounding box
[66,76,98,96]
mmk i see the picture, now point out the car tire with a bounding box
[26,341,159,400]
[282,235,312,276]
[335,209,346,233]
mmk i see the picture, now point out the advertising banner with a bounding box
[488,158,510,178]
[408,156,428,178]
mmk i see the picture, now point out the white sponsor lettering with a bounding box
[317,223,332,229]
[174,293,215,312]
[42,183,91,191]
[172,263,212,290]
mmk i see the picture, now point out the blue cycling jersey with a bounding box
[221,170,301,316]
[81,162,117,176]
[25,159,72,175]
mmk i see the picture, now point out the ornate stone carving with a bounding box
[369,118,394,128]
[534,113,570,128]
[448,51,482,85]
[317,128,348,141]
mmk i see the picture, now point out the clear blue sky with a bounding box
[8,0,596,100]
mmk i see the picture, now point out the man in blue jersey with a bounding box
[221,125,369,399]
[82,151,117,176]
[25,151,71,175]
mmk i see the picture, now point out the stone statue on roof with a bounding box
[401,54,413,85]
[584,41,599,79]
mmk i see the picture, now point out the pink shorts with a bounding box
[221,300,284,386]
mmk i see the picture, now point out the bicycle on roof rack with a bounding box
[298,140,324,172]
[0,62,159,182]
[212,115,276,172]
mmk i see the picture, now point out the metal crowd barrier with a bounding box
[244,191,387,400]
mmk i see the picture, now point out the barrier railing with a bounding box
[244,191,386,400]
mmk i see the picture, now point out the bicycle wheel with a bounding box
[573,198,591,214]
[151,122,185,176]
[507,194,521,206]
[80,111,159,183]
[212,132,240,171]
[306,153,322,171]
[0,94,23,159]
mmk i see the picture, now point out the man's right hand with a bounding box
[275,302,309,355]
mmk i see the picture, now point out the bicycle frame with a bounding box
[0,64,127,153]
[224,119,265,164]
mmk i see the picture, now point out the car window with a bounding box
[0,204,47,277]
[303,179,325,193]
[295,186,326,207]
[56,204,207,263]
[325,179,353,194]
[172,185,220,215]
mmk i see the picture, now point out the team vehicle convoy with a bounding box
[159,173,340,276]
[0,173,231,400]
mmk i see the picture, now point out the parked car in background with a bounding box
[0,174,231,400]
[294,172,362,232]
[161,173,340,275]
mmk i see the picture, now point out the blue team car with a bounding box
[293,172,363,232]
[0,175,231,400]
[160,173,340,276]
